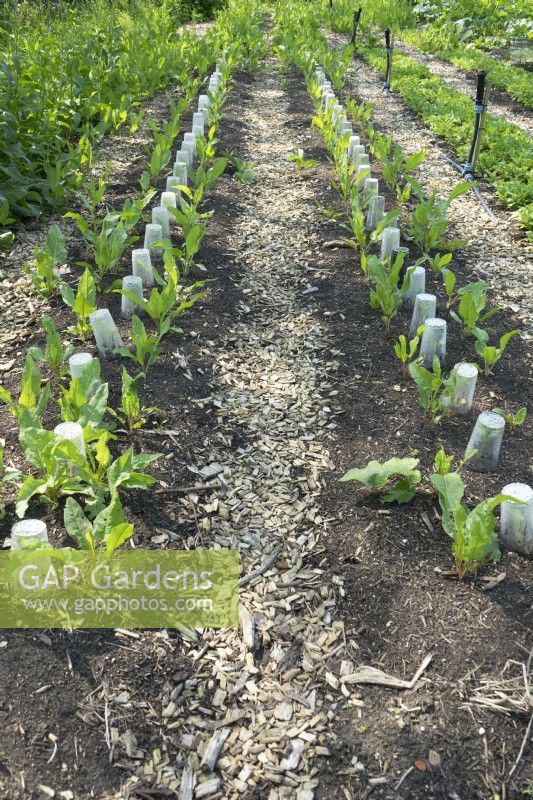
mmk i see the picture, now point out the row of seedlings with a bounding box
[8,56,233,552]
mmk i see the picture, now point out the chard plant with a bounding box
[367,252,407,332]
[58,359,110,433]
[118,255,207,340]
[29,316,75,380]
[15,418,160,520]
[66,184,153,286]
[340,456,421,504]
[109,369,159,433]
[492,406,527,428]
[115,315,161,378]
[24,224,67,298]
[450,281,498,338]
[60,268,97,339]
[394,326,423,371]
[430,468,513,578]
[474,329,520,375]
[408,356,457,424]
[370,135,426,203]
[64,494,133,555]
[0,354,50,425]
[288,149,318,169]
[407,182,470,254]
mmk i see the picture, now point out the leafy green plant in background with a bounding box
[29,316,74,380]
[23,224,67,298]
[0,354,50,425]
[0,0,217,227]
[340,457,421,504]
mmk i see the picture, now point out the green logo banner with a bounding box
[0,549,240,629]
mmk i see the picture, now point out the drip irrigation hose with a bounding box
[350,7,362,47]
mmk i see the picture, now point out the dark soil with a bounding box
[0,60,531,800]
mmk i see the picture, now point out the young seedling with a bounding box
[108,369,159,433]
[407,182,470,254]
[29,316,75,380]
[450,281,498,338]
[340,456,421,504]
[409,356,456,424]
[367,252,406,332]
[0,354,50,425]
[115,315,161,379]
[60,268,97,339]
[474,329,520,375]
[23,224,67,298]
[393,326,424,372]
[288,149,318,169]
[492,406,527,428]
[431,467,512,578]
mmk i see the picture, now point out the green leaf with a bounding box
[341,457,420,489]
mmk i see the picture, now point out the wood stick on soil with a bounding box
[178,759,195,800]
[508,711,533,778]
[200,728,231,773]
[239,547,282,587]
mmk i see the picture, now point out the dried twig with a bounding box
[239,546,282,587]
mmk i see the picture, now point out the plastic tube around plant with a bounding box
[363,178,379,198]
[183,132,197,157]
[161,191,177,213]
[192,123,204,141]
[54,421,86,459]
[420,317,446,367]
[172,162,187,185]
[465,411,505,471]
[341,121,353,137]
[409,293,436,339]
[347,135,361,158]
[132,248,154,288]
[181,140,195,165]
[357,153,370,168]
[10,519,48,550]
[121,275,143,320]
[152,206,170,239]
[174,149,189,167]
[144,223,164,260]
[403,265,426,306]
[69,352,94,379]
[365,195,385,231]
[351,145,365,166]
[356,164,371,186]
[500,483,533,556]
[451,362,478,413]
[89,309,124,357]
[192,112,205,133]
[380,226,400,260]
[165,176,180,198]
[198,93,210,110]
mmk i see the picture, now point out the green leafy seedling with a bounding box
[340,457,421,504]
